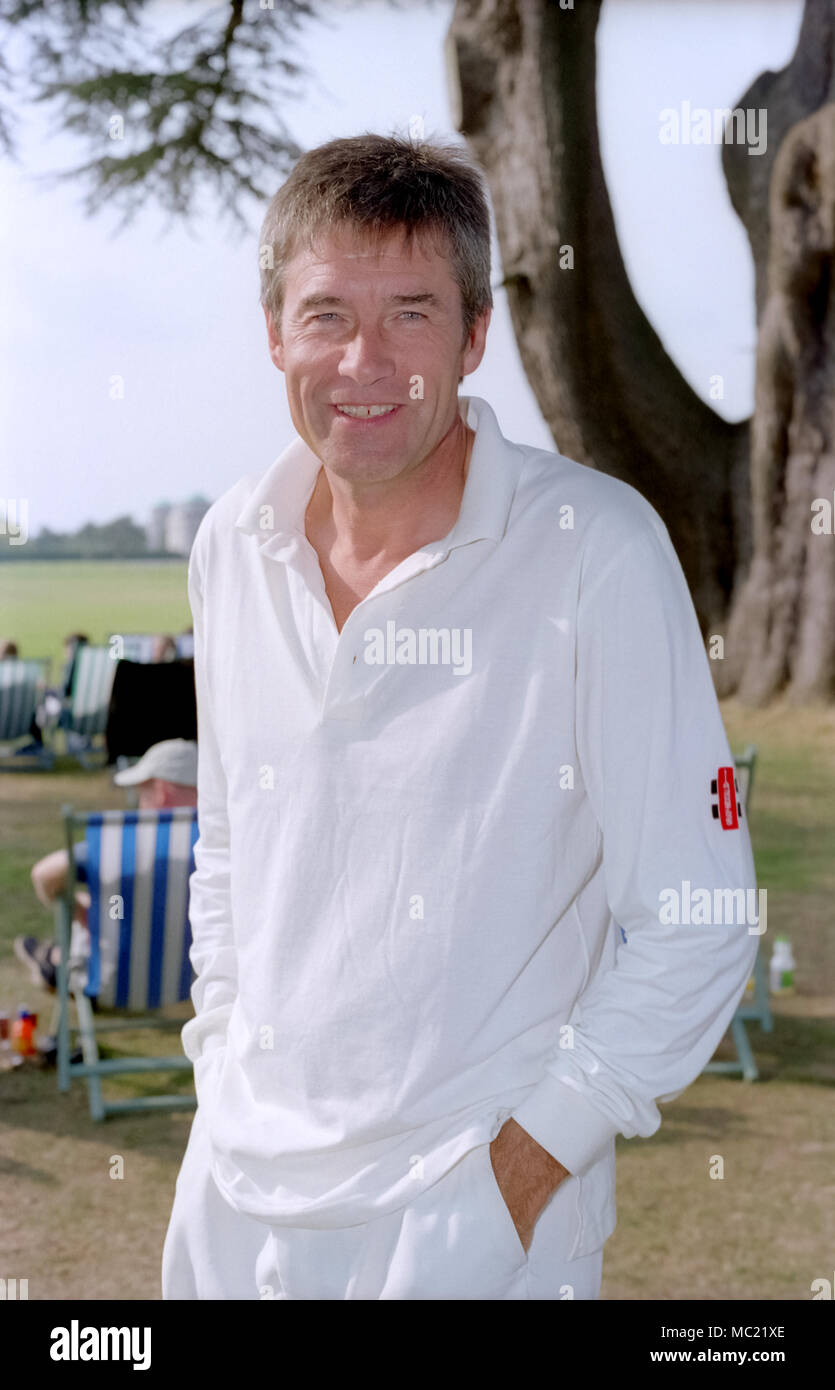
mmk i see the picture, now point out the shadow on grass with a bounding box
[0,1152,61,1185]
[712,1013,835,1087]
[0,1051,196,1161]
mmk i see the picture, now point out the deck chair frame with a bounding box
[703,744,773,1081]
[54,803,199,1121]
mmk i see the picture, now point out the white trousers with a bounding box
[162,1106,604,1301]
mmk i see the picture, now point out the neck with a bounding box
[305,412,474,565]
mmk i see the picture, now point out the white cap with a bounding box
[112,738,198,788]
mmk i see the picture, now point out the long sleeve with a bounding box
[511,513,761,1176]
[181,523,238,1104]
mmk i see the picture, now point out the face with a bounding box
[137,780,197,810]
[264,223,490,486]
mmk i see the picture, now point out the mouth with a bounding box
[333,403,402,422]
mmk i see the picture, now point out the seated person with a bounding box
[10,633,93,754]
[58,633,90,698]
[15,739,198,995]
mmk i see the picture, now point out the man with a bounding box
[162,134,759,1301]
[16,739,199,998]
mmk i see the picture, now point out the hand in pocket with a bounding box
[489,1117,571,1253]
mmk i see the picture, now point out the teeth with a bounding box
[337,404,397,418]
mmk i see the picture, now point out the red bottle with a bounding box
[11,1008,38,1057]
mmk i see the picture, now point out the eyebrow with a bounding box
[295,292,442,314]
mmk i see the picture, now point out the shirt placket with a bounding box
[309,546,452,722]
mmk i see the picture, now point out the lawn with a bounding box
[0,698,832,1299]
[0,559,190,678]
[1,555,833,1300]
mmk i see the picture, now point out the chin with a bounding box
[326,455,408,482]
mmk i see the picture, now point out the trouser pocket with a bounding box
[162,1106,271,1300]
[376,1139,529,1300]
[476,1139,531,1265]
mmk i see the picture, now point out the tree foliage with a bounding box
[0,0,315,228]
[0,511,150,557]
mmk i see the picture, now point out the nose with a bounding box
[338,324,396,385]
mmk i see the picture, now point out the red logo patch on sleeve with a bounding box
[711,766,741,829]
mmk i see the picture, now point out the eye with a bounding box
[399,311,424,321]
[314,313,339,321]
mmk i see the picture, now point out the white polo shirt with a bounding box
[182,394,759,1257]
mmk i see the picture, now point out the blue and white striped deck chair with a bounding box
[0,659,55,770]
[54,804,199,1121]
[63,645,117,768]
[703,745,772,1081]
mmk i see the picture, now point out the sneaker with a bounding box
[38,1036,84,1068]
[13,936,58,991]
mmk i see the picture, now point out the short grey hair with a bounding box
[258,132,493,343]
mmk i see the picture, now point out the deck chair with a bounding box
[703,744,772,1081]
[54,804,199,1120]
[108,633,160,664]
[61,645,117,768]
[0,659,55,770]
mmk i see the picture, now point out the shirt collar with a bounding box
[233,395,521,561]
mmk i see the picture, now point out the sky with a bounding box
[1,0,804,536]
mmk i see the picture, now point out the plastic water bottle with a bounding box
[769,937,795,994]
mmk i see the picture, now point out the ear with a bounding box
[263,305,285,371]
[460,307,491,379]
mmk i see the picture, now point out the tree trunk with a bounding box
[446,0,743,634]
[447,0,835,703]
[721,2,835,702]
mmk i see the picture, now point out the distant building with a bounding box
[147,502,171,552]
[147,495,211,556]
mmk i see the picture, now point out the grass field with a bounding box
[1,561,833,1299]
[0,559,190,678]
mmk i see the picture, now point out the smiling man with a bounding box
[161,134,759,1301]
